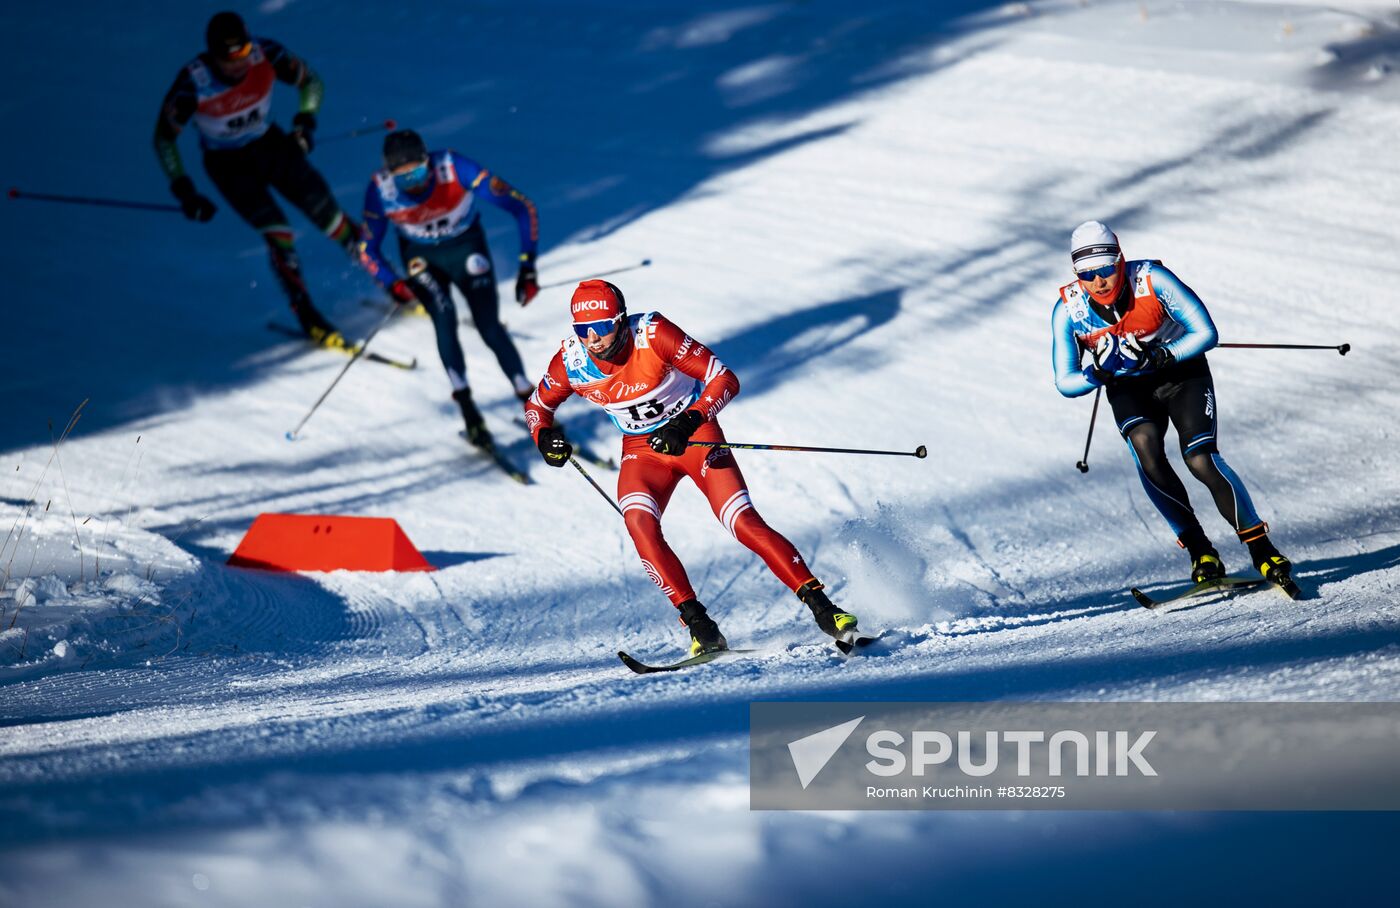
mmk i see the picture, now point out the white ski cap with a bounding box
[1070,220,1121,271]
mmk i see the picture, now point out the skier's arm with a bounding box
[650,316,740,421]
[523,351,575,441]
[357,182,400,288]
[153,70,197,181]
[453,152,539,260]
[1052,302,1096,398]
[1152,265,1218,363]
[263,38,323,114]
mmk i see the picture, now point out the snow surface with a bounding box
[3,0,1399,905]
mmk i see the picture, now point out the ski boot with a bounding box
[677,599,728,656]
[1180,529,1224,584]
[1247,535,1301,600]
[797,580,870,653]
[291,293,351,352]
[1190,551,1225,584]
[307,324,354,353]
[452,388,493,449]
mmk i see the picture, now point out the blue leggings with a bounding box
[399,222,527,393]
[1108,356,1264,546]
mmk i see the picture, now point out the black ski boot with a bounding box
[1181,529,1224,584]
[677,599,727,656]
[452,388,493,448]
[1247,535,1300,599]
[797,580,868,653]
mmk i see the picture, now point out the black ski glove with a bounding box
[292,111,317,153]
[648,409,704,456]
[536,426,572,467]
[170,175,216,222]
[1140,343,1176,372]
[515,253,539,306]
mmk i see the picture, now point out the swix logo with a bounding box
[572,298,611,316]
[1205,390,1215,419]
[623,453,640,462]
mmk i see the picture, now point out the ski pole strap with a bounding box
[687,441,928,459]
[9,187,181,213]
[1217,342,1350,355]
[570,456,624,516]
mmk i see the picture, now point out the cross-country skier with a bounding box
[1051,220,1298,596]
[360,129,540,447]
[522,280,863,654]
[154,11,360,348]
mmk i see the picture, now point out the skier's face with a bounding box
[583,321,621,356]
[1079,259,1124,305]
[212,43,253,81]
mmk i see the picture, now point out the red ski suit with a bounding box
[523,312,815,606]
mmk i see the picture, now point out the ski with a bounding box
[513,418,617,469]
[834,628,883,654]
[458,431,532,484]
[617,647,756,675]
[1263,572,1305,601]
[266,321,418,370]
[1132,575,1266,610]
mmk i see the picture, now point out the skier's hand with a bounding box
[170,176,216,222]
[389,279,418,307]
[1139,343,1175,372]
[291,112,317,154]
[515,254,539,306]
[1082,364,1115,388]
[648,409,704,456]
[536,426,572,467]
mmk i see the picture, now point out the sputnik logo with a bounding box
[787,716,864,789]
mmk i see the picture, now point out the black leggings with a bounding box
[1107,356,1264,547]
[204,127,354,328]
[400,221,528,393]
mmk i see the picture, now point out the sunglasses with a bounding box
[392,163,430,193]
[1076,263,1118,282]
[573,317,620,339]
[220,41,254,62]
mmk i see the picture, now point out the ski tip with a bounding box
[1131,588,1158,610]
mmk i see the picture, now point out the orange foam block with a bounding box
[227,514,435,572]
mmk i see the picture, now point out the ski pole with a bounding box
[319,118,398,145]
[1076,386,1102,474]
[285,305,401,441]
[1218,342,1350,356]
[570,456,624,517]
[538,259,652,290]
[688,441,928,459]
[8,187,181,213]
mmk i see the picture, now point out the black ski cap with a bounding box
[383,129,429,170]
[206,12,251,59]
